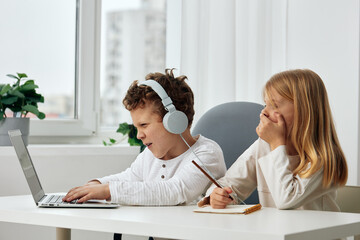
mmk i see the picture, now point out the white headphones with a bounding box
[138,80,188,134]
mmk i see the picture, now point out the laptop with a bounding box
[8,129,120,208]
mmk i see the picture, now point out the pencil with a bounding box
[243,203,262,214]
[191,160,238,201]
[192,160,222,188]
[192,160,249,205]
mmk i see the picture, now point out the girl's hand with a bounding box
[62,183,111,203]
[209,187,234,209]
[256,112,286,151]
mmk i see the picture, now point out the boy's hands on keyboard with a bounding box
[47,195,81,204]
[62,181,111,203]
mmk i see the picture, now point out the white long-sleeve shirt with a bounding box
[200,138,340,211]
[97,135,226,205]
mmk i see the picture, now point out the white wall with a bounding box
[0,145,141,240]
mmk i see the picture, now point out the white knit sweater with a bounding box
[97,135,226,205]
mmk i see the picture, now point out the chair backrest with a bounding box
[336,185,360,240]
[192,101,263,204]
[336,185,360,213]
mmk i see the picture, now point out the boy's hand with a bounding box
[256,112,286,150]
[62,183,111,203]
[86,180,101,186]
[209,187,234,209]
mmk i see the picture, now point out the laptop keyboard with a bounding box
[45,195,82,204]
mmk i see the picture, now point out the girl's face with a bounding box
[130,102,181,160]
[262,88,295,137]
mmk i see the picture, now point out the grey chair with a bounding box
[192,101,263,204]
[335,185,360,240]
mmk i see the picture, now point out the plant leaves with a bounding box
[9,89,25,98]
[102,138,118,146]
[0,84,11,95]
[17,73,28,79]
[9,106,22,113]
[22,104,40,115]
[128,124,139,139]
[25,94,44,103]
[20,81,38,91]
[128,135,143,146]
[6,74,19,80]
[24,80,35,84]
[128,137,139,146]
[1,96,18,104]
[2,73,45,119]
[37,112,46,119]
[116,122,131,135]
[109,122,145,152]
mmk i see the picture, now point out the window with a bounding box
[1,0,178,141]
[0,0,99,137]
[0,0,76,120]
[100,0,167,129]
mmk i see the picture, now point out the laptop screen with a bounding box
[8,129,45,204]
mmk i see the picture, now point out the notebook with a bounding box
[194,204,262,214]
[8,129,120,208]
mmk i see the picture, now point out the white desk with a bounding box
[1,195,360,240]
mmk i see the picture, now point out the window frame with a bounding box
[30,0,100,137]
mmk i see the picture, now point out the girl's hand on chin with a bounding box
[256,112,286,150]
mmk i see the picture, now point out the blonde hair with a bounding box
[264,69,347,188]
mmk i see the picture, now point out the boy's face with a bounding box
[130,102,181,160]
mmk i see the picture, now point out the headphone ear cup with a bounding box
[163,110,188,134]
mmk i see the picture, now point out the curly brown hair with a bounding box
[123,69,195,127]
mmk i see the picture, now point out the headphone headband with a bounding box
[139,80,174,112]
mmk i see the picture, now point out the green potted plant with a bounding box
[103,122,145,152]
[0,73,45,146]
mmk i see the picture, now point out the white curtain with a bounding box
[179,0,288,122]
[175,0,360,185]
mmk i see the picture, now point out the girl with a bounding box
[200,69,348,211]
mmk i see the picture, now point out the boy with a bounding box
[63,69,226,206]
